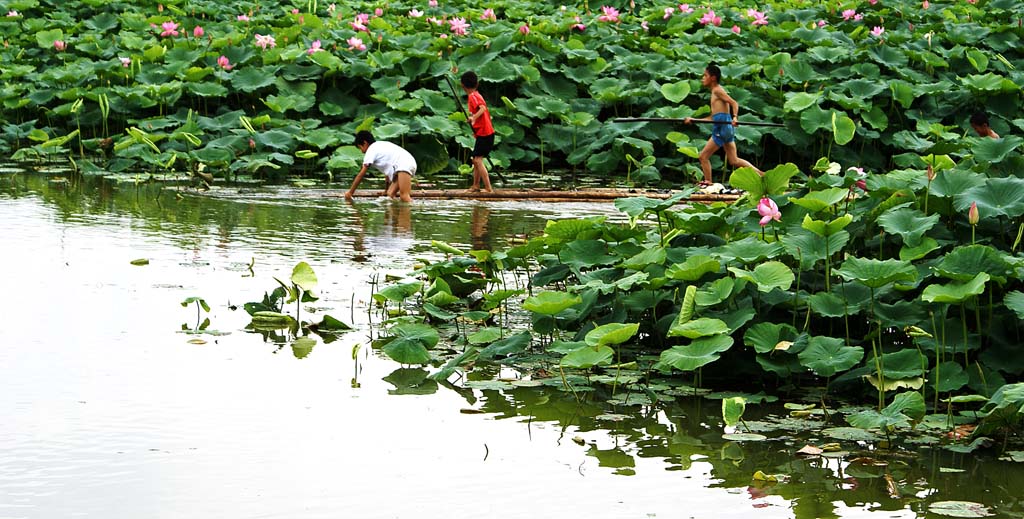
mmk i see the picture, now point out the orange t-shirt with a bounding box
[468,91,494,137]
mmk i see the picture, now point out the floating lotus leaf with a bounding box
[585,322,639,347]
[921,272,989,304]
[658,335,734,372]
[613,192,688,219]
[928,501,993,518]
[798,336,863,378]
[382,325,437,365]
[834,256,916,289]
[522,291,582,316]
[728,261,795,293]
[478,331,532,359]
[876,207,940,248]
[467,327,503,345]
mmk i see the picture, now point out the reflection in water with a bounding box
[3,170,1023,519]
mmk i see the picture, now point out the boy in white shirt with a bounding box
[345,131,417,202]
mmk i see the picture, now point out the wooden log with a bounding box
[338,188,742,203]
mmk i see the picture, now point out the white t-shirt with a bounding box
[363,141,417,182]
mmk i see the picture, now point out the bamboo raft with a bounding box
[344,187,743,203]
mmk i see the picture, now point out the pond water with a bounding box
[2,169,1022,519]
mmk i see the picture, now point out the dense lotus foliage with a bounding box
[0,0,1021,182]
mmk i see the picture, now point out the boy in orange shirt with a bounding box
[460,71,494,193]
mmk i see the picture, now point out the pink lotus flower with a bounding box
[292,9,299,14]
[699,10,722,26]
[871,26,884,37]
[818,20,827,27]
[347,36,366,51]
[732,25,740,34]
[160,21,179,37]
[351,13,369,31]
[841,9,857,21]
[237,14,250,22]
[427,17,443,26]
[439,33,448,39]
[53,40,66,51]
[968,202,979,225]
[409,9,424,17]
[598,6,620,23]
[922,0,929,7]
[519,24,530,35]
[642,20,649,31]
[429,0,438,6]
[572,16,586,31]
[119,56,131,67]
[356,13,370,24]
[757,197,781,226]
[217,55,233,70]
[375,8,383,16]
[307,40,323,54]
[747,9,768,26]
[7,10,18,16]
[254,33,276,50]
[679,4,693,14]
[449,17,469,36]
[328,4,336,14]
[855,179,868,191]
[480,8,496,21]
[868,0,878,4]
[664,7,674,19]
[193,26,204,38]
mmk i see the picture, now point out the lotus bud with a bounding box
[519,24,529,35]
[249,138,256,149]
[926,164,935,181]
[375,8,383,16]
[54,40,66,51]
[968,202,979,225]
[193,26,204,38]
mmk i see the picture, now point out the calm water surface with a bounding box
[1,170,1021,519]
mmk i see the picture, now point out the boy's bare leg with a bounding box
[697,139,720,184]
[394,172,413,202]
[467,163,480,192]
[723,143,762,174]
[385,180,398,199]
[475,156,493,192]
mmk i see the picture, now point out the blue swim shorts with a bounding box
[711,113,735,146]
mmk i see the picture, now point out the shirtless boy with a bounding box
[684,63,761,185]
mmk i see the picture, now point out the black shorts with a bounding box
[472,134,495,158]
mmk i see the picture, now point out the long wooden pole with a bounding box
[613,117,785,127]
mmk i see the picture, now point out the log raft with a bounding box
[343,187,742,203]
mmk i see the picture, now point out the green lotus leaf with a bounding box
[876,207,940,248]
[585,322,639,347]
[934,245,1010,283]
[867,45,908,69]
[231,67,278,92]
[927,501,993,519]
[798,336,863,377]
[890,80,915,109]
[522,291,582,316]
[887,391,927,422]
[253,129,296,151]
[660,81,691,103]
[832,111,856,145]
[558,240,617,270]
[728,261,794,293]
[899,237,940,261]
[545,217,604,241]
[783,92,820,113]
[929,168,985,199]
[481,289,523,311]
[84,12,119,32]
[35,28,63,48]
[467,327,503,345]
[744,322,798,354]
[658,335,734,372]
[834,256,916,289]
[373,281,423,304]
[921,272,989,304]
[290,262,317,292]
[1005,291,1024,320]
[296,128,341,149]
[291,337,316,359]
[782,229,850,269]
[478,331,532,359]
[962,72,1019,93]
[186,82,228,97]
[782,61,818,83]
[929,362,969,393]
[729,162,798,200]
[668,317,729,339]
[547,340,588,354]
[976,383,1024,436]
[422,302,457,321]
[788,188,849,212]
[966,49,989,73]
[800,105,833,134]
[807,292,849,318]
[714,236,784,265]
[613,192,688,219]
[695,277,735,306]
[382,340,431,365]
[621,246,666,270]
[722,397,746,428]
[874,349,928,379]
[971,135,1023,165]
[956,177,1024,219]
[561,344,614,369]
[665,255,720,281]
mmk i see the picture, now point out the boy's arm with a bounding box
[468,104,486,124]
[717,86,741,125]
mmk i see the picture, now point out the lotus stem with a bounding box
[960,303,969,368]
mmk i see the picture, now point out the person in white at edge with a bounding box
[345,130,417,203]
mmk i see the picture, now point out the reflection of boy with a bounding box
[684,63,761,185]
[460,71,495,193]
[345,130,417,202]
[970,111,1000,139]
